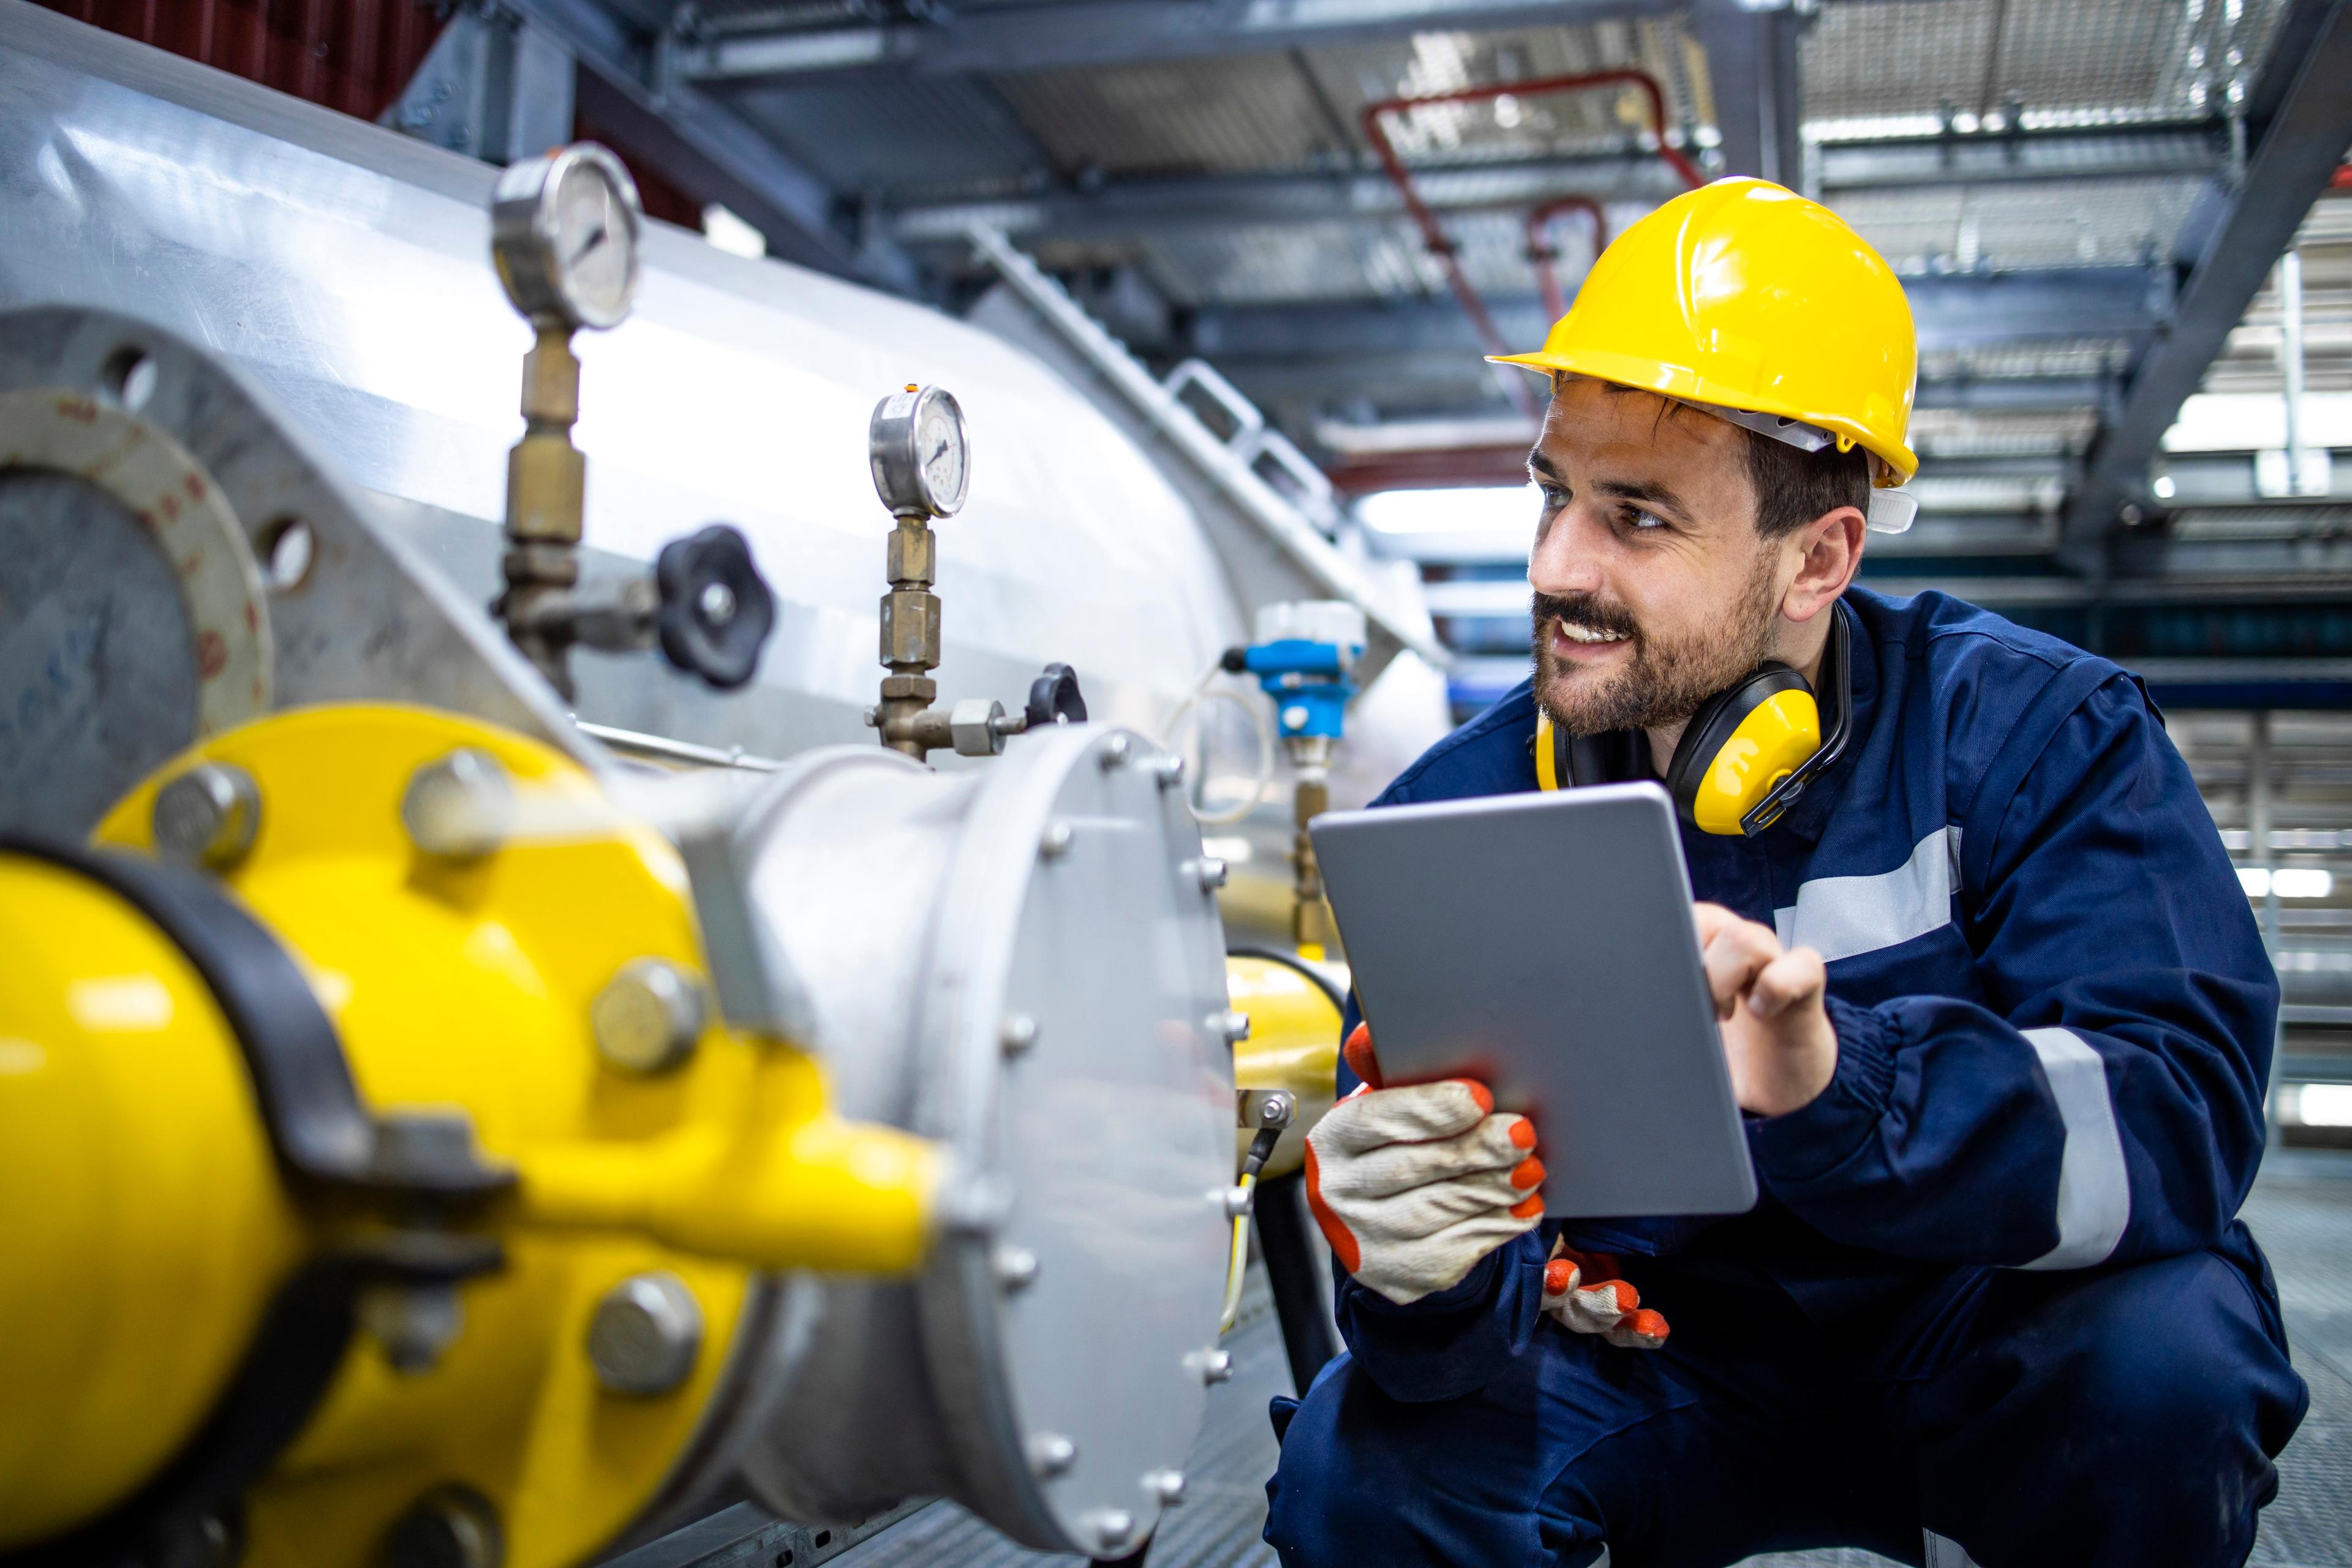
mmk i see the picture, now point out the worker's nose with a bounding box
[1528,507,1603,598]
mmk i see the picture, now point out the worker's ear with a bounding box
[1779,505,1865,625]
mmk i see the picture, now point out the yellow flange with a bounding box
[1226,954,1344,1179]
[0,703,943,1568]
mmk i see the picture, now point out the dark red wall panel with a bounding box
[35,0,445,123]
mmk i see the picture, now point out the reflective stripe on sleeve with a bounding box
[2016,1026,2131,1271]
[1773,826,1961,963]
[1924,1529,1984,1568]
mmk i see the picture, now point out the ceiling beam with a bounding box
[1691,0,1807,187]
[674,0,1676,83]
[508,0,921,292]
[2060,0,2352,569]
[1188,269,2174,364]
[889,124,2229,248]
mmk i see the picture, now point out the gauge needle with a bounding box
[926,439,949,466]
[569,224,606,266]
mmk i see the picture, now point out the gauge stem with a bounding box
[875,513,944,760]
[499,325,587,697]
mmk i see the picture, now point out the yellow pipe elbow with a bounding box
[513,1085,943,1275]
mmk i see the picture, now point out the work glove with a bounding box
[1542,1238,1669,1349]
[1302,1023,1544,1305]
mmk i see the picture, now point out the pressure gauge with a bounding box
[490,143,644,331]
[869,384,970,518]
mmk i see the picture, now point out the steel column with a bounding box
[2061,0,2352,568]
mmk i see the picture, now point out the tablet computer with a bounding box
[1311,782,1758,1219]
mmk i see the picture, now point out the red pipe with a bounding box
[1360,70,1704,413]
[1525,195,1609,322]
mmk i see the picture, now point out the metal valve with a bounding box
[863,383,1089,765]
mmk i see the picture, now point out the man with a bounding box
[1262,179,2306,1568]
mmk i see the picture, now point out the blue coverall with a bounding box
[1263,589,2308,1568]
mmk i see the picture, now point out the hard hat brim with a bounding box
[1488,349,1919,487]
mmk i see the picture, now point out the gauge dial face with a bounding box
[489,144,642,330]
[552,160,635,326]
[915,395,967,515]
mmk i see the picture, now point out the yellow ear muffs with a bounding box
[1666,667,1822,835]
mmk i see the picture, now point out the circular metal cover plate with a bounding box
[918,725,1232,1552]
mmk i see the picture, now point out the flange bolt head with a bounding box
[153,762,261,869]
[592,958,707,1074]
[588,1272,703,1396]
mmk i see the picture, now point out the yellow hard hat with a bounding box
[1491,178,1919,487]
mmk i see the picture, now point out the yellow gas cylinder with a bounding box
[0,703,943,1568]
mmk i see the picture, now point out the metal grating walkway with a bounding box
[631,1150,2352,1568]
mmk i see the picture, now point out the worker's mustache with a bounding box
[1532,592,1640,644]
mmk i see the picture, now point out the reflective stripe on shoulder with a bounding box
[2016,1026,2132,1271]
[1773,826,1961,963]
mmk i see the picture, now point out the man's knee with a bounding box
[1262,1352,1558,1568]
[2023,1250,2301,1474]
[1920,1250,2305,1564]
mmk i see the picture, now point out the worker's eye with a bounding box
[1535,482,1569,513]
[1621,507,1668,532]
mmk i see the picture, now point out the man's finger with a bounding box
[1700,919,1780,1019]
[1747,946,1827,1020]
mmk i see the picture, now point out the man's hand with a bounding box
[1694,902,1836,1117]
[1541,1240,1668,1349]
[1305,1025,1544,1305]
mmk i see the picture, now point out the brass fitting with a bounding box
[501,326,589,696]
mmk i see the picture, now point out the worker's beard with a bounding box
[1531,558,1784,738]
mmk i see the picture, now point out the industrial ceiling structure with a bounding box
[38,0,2352,713]
[336,0,2352,714]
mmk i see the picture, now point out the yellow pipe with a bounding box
[0,856,307,1548]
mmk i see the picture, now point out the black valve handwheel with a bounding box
[1024,662,1087,729]
[655,524,776,690]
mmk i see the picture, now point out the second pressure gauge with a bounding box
[490,143,643,331]
[869,384,970,518]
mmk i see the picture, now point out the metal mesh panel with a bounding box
[1806,0,2295,128]
[1830,176,2207,271]
[1909,407,2100,458]
[1300,18,1704,164]
[1920,339,2142,382]
[993,53,1348,177]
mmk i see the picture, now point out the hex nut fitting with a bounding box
[592,958,707,1074]
[401,748,515,859]
[588,1272,704,1396]
[152,762,261,869]
[1039,819,1075,859]
[1000,1013,1039,1057]
[992,1243,1041,1292]
[1189,856,1228,891]
[1144,1468,1188,1506]
[951,696,1009,758]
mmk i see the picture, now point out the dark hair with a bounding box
[1743,428,1872,540]
[1567,372,1872,538]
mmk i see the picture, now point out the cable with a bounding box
[1220,1123,1286,1335]
[1218,1172,1256,1335]
[1161,663,1275,827]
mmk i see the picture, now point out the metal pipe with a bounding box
[1359,70,1702,417]
[2250,709,2283,1139]
[2280,246,2309,494]
[1525,195,1610,322]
